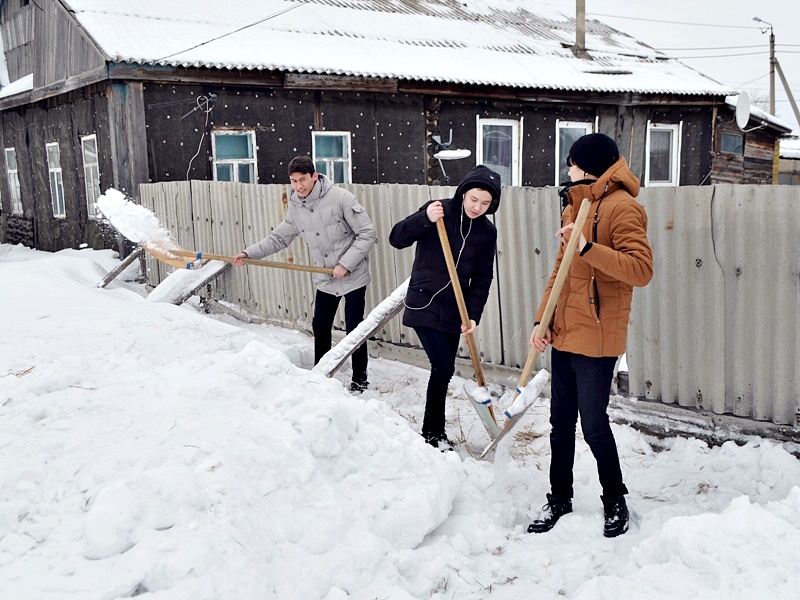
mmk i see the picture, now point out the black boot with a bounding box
[423,432,454,452]
[527,493,572,533]
[350,379,369,394]
[601,495,629,538]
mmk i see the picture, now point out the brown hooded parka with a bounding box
[535,157,653,357]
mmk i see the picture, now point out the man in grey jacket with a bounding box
[233,156,376,392]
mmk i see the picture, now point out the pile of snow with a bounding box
[1,244,799,599]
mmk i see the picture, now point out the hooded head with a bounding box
[454,165,502,215]
[567,133,620,178]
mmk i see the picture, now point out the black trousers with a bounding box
[312,286,368,384]
[414,326,461,438]
[549,347,628,499]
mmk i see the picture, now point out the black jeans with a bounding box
[414,326,461,438]
[312,286,368,384]
[549,347,628,499]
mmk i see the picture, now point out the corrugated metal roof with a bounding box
[63,0,733,96]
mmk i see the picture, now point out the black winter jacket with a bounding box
[390,196,498,333]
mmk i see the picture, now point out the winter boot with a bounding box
[350,379,369,394]
[601,495,629,538]
[423,432,454,452]
[527,493,572,533]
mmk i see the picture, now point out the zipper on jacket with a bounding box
[590,198,603,318]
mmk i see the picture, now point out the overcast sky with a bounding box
[588,0,800,134]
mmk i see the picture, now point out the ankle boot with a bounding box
[601,495,629,538]
[527,493,572,533]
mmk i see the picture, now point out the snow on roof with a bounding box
[779,137,800,159]
[62,0,732,96]
[725,95,793,133]
[0,73,32,99]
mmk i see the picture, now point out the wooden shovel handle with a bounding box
[515,198,593,394]
[170,249,335,275]
[435,218,488,388]
[533,197,592,340]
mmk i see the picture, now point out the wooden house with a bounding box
[0,0,789,251]
[711,97,792,185]
[778,137,800,185]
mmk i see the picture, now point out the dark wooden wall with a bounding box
[143,84,429,186]
[711,109,777,185]
[0,86,116,250]
[0,0,35,82]
[142,83,719,191]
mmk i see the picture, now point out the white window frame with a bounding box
[5,147,22,215]
[81,134,102,219]
[211,129,257,183]
[555,120,596,185]
[46,142,66,218]
[312,131,352,184]
[476,117,522,186]
[645,122,682,187]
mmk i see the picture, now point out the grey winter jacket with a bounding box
[243,174,376,296]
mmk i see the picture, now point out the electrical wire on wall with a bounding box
[184,94,216,181]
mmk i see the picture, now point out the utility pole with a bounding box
[753,17,776,115]
[768,26,775,115]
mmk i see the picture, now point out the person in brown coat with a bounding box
[527,133,653,538]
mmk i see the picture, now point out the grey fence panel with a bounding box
[239,183,316,326]
[713,184,800,424]
[343,184,402,343]
[628,187,726,415]
[494,186,563,373]
[137,181,800,426]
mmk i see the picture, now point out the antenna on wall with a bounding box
[432,129,471,184]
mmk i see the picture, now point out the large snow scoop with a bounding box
[435,218,501,440]
[313,278,409,378]
[479,197,592,458]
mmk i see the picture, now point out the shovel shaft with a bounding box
[533,197,592,341]
[435,218,488,388]
[170,249,335,275]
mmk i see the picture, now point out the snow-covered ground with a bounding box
[1,243,799,600]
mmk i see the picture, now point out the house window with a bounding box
[645,122,682,186]
[721,132,744,155]
[312,132,352,183]
[556,121,593,185]
[477,117,521,186]
[46,142,66,218]
[5,148,22,215]
[212,130,257,183]
[81,135,102,218]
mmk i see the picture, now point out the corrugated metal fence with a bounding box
[139,181,800,427]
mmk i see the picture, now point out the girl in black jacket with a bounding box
[389,165,502,449]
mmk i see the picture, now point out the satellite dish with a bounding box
[433,149,471,160]
[735,92,751,130]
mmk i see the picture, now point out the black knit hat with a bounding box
[567,133,620,178]
[454,165,502,214]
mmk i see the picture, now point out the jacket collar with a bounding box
[565,157,638,208]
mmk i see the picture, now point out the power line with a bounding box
[659,44,765,51]
[732,73,769,87]
[154,3,305,63]
[668,51,768,59]
[589,13,757,29]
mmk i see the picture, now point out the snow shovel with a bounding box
[479,197,592,459]
[169,249,336,275]
[435,218,501,440]
[313,278,410,378]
